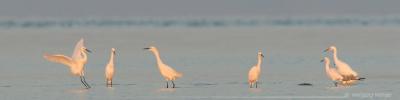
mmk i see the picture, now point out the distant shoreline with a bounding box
[2,16,400,29]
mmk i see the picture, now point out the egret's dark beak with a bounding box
[320,59,324,62]
[323,48,329,52]
[143,48,150,50]
[261,54,264,58]
[85,49,92,53]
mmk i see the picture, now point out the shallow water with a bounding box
[0,27,399,99]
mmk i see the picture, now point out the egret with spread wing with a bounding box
[43,39,92,88]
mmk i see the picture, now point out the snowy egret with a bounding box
[248,50,264,88]
[144,46,182,88]
[324,46,365,81]
[321,57,343,87]
[105,48,116,87]
[44,46,92,89]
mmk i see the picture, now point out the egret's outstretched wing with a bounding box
[44,54,74,67]
[72,38,84,59]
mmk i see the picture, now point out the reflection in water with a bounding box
[326,85,351,90]
[64,88,89,100]
[107,86,115,90]
[65,88,89,94]
[107,86,116,96]
[156,88,176,93]
[249,88,263,93]
[326,80,359,88]
[107,86,115,93]
[340,80,358,86]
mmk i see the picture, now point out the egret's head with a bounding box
[144,46,157,52]
[324,46,337,52]
[81,47,91,53]
[258,50,264,58]
[111,48,116,55]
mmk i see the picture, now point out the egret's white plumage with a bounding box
[72,38,85,60]
[324,46,359,81]
[145,46,182,88]
[248,50,264,88]
[105,48,116,86]
[322,57,343,86]
[43,39,91,88]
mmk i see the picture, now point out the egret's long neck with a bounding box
[151,49,164,65]
[108,51,114,65]
[324,60,330,70]
[256,55,263,67]
[332,48,339,63]
[81,50,88,63]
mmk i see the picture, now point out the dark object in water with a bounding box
[298,83,313,86]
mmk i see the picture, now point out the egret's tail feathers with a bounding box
[175,72,183,78]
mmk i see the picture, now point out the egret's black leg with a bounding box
[82,76,91,88]
[80,76,88,88]
[80,76,85,87]
[166,81,169,88]
[171,81,175,88]
[255,82,258,88]
[80,71,90,89]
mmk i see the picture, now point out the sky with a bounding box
[1,0,400,17]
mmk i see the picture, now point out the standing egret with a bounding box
[248,50,264,88]
[44,47,92,89]
[144,46,183,88]
[324,46,365,81]
[321,57,343,87]
[105,48,116,87]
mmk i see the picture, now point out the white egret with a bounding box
[248,50,264,88]
[144,46,182,88]
[43,38,91,88]
[105,48,116,87]
[324,46,365,81]
[44,47,92,88]
[321,57,343,87]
